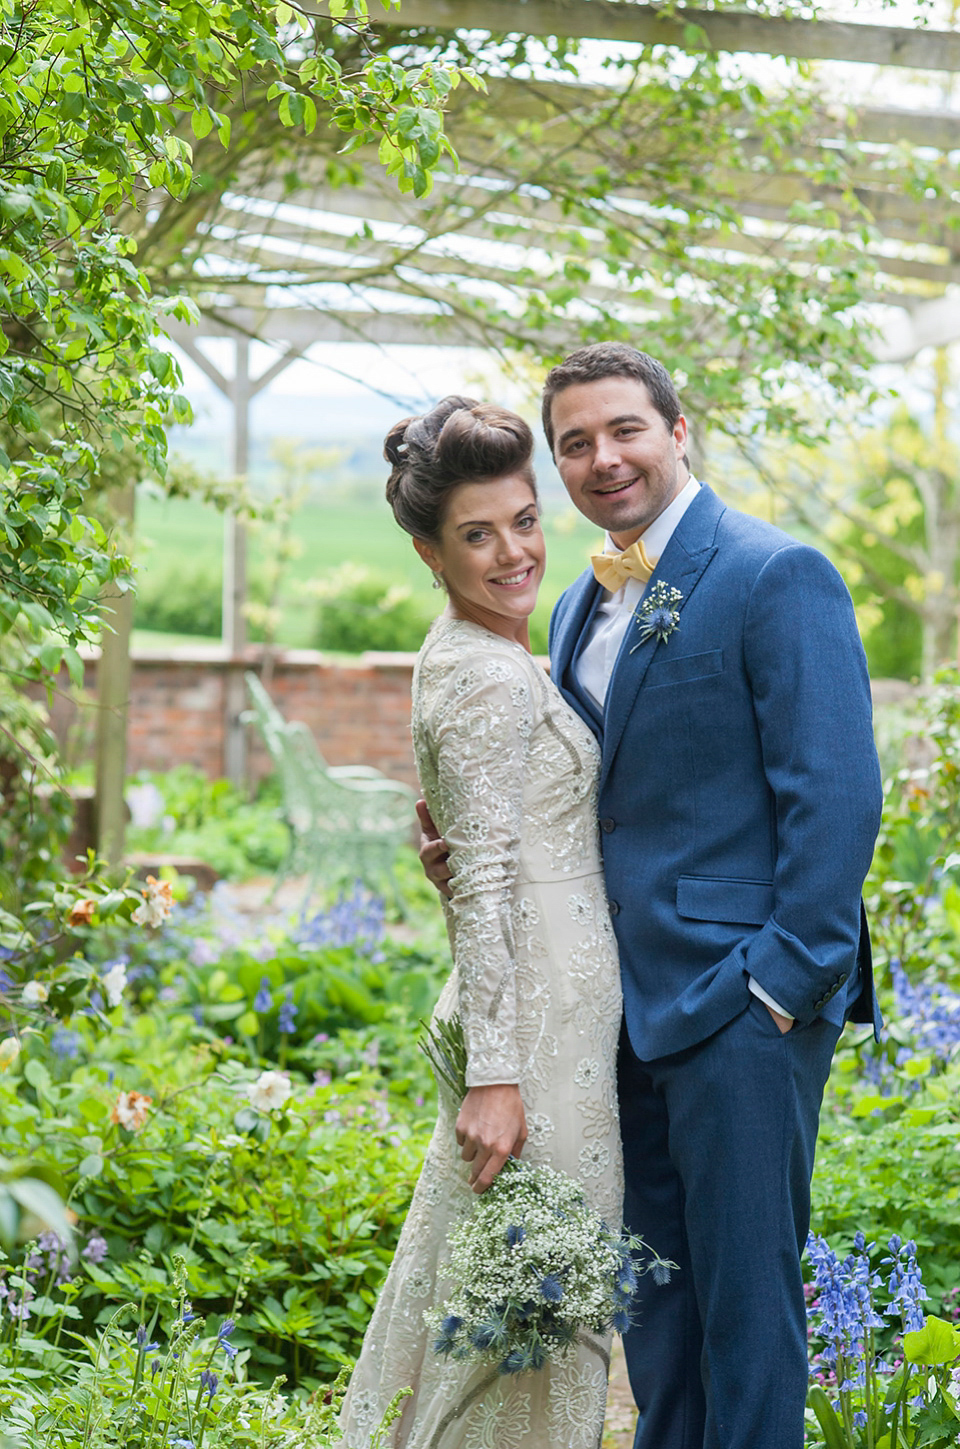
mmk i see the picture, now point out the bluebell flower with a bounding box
[853,1410,868,1428]
[181,1309,196,1324]
[135,1325,159,1353]
[277,991,297,1035]
[540,1275,564,1303]
[200,1369,218,1403]
[883,1236,928,1333]
[254,977,272,1014]
[82,1233,108,1264]
[50,1027,81,1060]
[217,1318,237,1359]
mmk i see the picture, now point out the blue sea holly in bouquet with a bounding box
[427,1157,672,1377]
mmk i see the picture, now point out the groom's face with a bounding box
[549,376,688,547]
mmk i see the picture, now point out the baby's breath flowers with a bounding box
[428,1157,672,1376]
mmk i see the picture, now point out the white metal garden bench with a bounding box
[243,671,416,905]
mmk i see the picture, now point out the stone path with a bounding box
[603,1337,636,1447]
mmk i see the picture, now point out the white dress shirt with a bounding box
[574,475,794,1024]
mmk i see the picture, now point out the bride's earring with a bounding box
[432,572,444,591]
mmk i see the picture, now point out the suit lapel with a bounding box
[600,485,724,786]
[550,567,604,732]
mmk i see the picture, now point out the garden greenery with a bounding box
[3,683,960,1440]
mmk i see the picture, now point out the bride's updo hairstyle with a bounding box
[385,395,537,541]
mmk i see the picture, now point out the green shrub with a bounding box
[124,768,289,880]
[310,565,433,653]
[4,1008,435,1392]
[135,568,270,641]
[0,1248,408,1446]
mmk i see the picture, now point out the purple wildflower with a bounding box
[82,1233,108,1264]
[277,990,297,1035]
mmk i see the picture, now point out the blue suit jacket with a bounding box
[549,484,883,1061]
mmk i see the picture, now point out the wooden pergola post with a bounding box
[167,330,307,782]
[94,484,135,868]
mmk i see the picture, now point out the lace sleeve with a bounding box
[430,650,536,1088]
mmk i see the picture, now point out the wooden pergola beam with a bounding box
[365,0,960,74]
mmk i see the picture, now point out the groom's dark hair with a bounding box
[541,343,683,452]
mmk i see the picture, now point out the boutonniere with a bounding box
[630,580,683,652]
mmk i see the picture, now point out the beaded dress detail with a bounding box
[339,617,623,1449]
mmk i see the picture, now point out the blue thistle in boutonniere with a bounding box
[630,580,683,652]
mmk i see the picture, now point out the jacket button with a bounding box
[609,900,620,916]
[601,818,616,833]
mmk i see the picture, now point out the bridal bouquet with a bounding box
[421,1015,672,1376]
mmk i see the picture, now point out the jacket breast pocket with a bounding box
[644,649,723,689]
[677,874,773,926]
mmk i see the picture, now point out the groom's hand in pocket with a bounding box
[456,1084,527,1194]
[417,799,452,899]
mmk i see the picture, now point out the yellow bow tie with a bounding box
[590,538,658,592]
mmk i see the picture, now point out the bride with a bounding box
[338,397,623,1449]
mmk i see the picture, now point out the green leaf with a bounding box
[903,1316,960,1367]
[6,1178,73,1244]
[78,1154,104,1179]
[807,1385,848,1449]
[23,1059,51,1093]
[191,108,214,140]
[851,1093,903,1118]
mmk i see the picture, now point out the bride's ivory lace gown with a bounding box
[339,617,623,1449]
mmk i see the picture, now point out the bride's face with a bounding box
[415,474,546,644]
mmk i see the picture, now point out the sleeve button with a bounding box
[601,818,616,833]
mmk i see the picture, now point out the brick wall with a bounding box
[50,647,422,789]
[45,649,918,795]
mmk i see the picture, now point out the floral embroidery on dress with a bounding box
[546,1361,608,1447]
[464,1392,532,1449]
[578,1142,611,1179]
[339,617,623,1449]
[567,893,595,925]
[574,1058,601,1089]
[526,1112,556,1147]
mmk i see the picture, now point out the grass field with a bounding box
[134,488,603,651]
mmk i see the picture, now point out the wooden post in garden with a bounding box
[170,326,308,782]
[223,337,251,784]
[94,484,135,868]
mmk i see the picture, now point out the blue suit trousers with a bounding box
[619,999,841,1449]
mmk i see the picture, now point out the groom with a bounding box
[545,343,881,1449]
[423,343,883,1449]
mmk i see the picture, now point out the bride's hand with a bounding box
[456,1084,527,1194]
